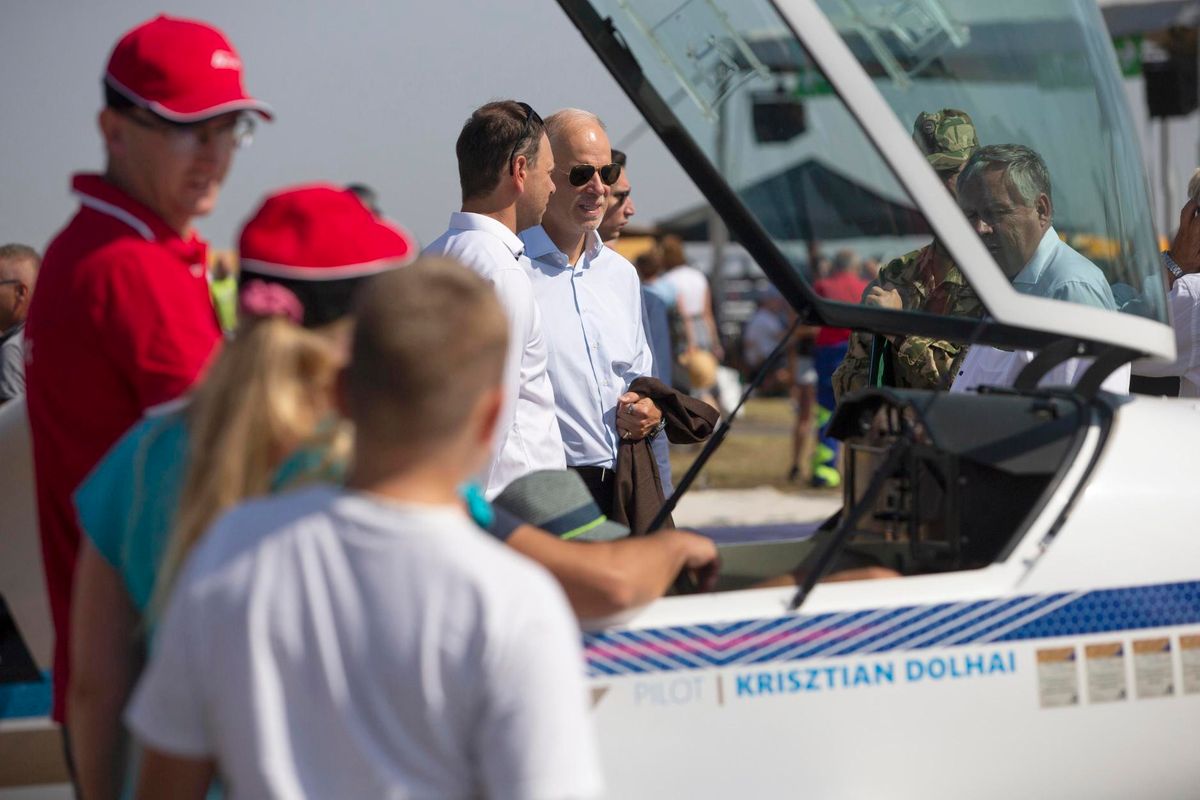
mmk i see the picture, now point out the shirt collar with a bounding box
[1012,226,1059,291]
[519,225,604,269]
[0,320,23,345]
[448,211,525,259]
[71,174,208,265]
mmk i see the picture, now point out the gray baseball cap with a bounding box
[493,470,630,542]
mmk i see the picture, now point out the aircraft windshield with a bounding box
[577,0,1168,342]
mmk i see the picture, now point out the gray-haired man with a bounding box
[951,144,1124,392]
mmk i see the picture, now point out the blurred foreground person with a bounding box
[0,243,39,404]
[24,14,270,727]
[127,259,604,799]
[69,185,415,800]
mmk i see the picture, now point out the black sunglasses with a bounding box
[560,163,622,187]
[508,102,544,175]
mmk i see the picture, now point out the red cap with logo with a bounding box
[105,14,273,122]
[237,185,418,327]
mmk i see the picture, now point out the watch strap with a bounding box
[1163,250,1185,280]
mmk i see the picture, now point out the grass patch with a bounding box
[667,398,838,496]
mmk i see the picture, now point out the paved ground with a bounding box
[671,486,840,544]
[673,486,840,528]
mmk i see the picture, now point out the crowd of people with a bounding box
[5,11,1200,800]
[5,15,729,799]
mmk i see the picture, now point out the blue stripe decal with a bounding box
[583,580,1200,677]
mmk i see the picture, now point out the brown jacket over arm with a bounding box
[613,377,720,534]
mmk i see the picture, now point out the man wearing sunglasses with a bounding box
[520,110,662,515]
[23,14,270,733]
[425,101,566,497]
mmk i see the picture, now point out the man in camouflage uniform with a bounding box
[832,109,985,401]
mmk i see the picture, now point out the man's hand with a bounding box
[1170,198,1200,273]
[863,283,903,311]
[677,531,720,593]
[616,392,662,441]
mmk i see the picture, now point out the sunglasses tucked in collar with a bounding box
[508,101,544,175]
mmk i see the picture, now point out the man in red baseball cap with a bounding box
[23,14,270,735]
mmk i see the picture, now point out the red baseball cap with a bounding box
[105,14,272,122]
[237,185,418,327]
[239,184,417,278]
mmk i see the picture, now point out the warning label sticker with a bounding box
[1180,635,1200,695]
[1037,647,1078,708]
[1085,643,1126,703]
[1133,638,1174,699]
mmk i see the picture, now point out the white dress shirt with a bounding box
[425,213,565,496]
[953,227,1129,395]
[1133,272,1200,396]
[520,226,654,469]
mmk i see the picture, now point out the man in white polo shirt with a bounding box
[520,109,661,515]
[425,101,566,497]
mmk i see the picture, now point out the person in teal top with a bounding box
[75,407,189,615]
[66,185,417,800]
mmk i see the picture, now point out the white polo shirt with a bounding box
[520,226,654,469]
[126,485,602,800]
[425,213,566,497]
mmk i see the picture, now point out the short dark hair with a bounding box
[610,148,627,167]
[456,101,544,203]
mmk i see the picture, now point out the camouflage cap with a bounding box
[912,109,978,172]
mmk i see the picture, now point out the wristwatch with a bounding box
[1162,250,1185,280]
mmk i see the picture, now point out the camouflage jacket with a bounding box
[832,244,983,401]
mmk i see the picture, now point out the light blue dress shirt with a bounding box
[520,226,654,469]
[1012,226,1116,310]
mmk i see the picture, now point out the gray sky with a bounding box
[0,0,703,253]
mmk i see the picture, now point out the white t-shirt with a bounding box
[127,485,602,800]
[664,264,710,317]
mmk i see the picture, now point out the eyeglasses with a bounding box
[121,109,255,153]
[508,102,543,175]
[559,163,622,187]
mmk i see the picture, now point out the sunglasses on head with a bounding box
[561,162,622,187]
[508,101,544,175]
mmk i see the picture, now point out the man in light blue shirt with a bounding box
[520,109,661,513]
[952,144,1126,393]
[425,101,566,497]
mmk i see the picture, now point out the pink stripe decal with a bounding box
[587,625,876,663]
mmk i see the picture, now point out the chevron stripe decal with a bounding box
[583,580,1200,677]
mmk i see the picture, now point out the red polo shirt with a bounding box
[24,174,222,721]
